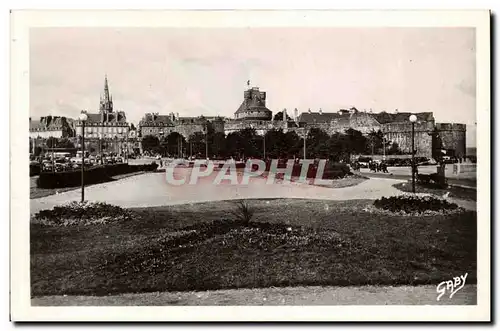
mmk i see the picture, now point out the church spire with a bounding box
[99,74,113,113]
[103,74,110,102]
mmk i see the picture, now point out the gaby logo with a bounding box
[436,273,468,301]
[164,159,333,186]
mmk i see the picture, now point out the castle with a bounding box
[139,85,466,158]
[30,78,467,159]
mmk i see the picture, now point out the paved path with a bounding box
[30,167,475,214]
[29,168,402,214]
[32,284,476,306]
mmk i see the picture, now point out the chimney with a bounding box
[283,108,287,122]
[308,108,312,114]
[319,108,323,115]
[294,108,298,121]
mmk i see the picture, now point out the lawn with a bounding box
[393,182,477,201]
[31,199,477,297]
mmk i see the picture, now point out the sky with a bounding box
[30,27,477,146]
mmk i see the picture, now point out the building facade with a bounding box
[74,76,132,155]
[75,76,129,139]
[29,116,75,139]
[138,112,225,141]
[222,86,467,158]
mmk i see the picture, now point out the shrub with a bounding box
[373,195,458,214]
[230,200,255,225]
[32,201,133,226]
[30,163,41,177]
[258,160,351,179]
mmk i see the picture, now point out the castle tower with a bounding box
[234,86,272,121]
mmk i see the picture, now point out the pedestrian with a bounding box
[382,162,389,173]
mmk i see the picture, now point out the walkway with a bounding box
[30,167,476,214]
[32,284,476,306]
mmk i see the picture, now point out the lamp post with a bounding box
[263,131,266,160]
[303,127,308,160]
[98,133,103,165]
[409,114,417,193]
[382,133,386,160]
[204,123,209,160]
[125,129,129,163]
[79,111,88,202]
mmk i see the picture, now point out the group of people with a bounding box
[369,161,389,173]
[351,160,389,173]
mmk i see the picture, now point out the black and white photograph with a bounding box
[10,10,490,322]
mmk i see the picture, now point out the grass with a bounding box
[30,199,476,297]
[393,182,477,201]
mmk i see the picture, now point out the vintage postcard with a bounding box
[10,10,490,322]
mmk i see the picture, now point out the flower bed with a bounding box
[373,195,459,215]
[32,201,133,226]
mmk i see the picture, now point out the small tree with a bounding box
[141,135,160,154]
[56,138,75,149]
[273,111,292,122]
[46,136,58,149]
[387,142,403,155]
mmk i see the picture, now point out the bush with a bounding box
[373,195,458,214]
[32,201,133,226]
[30,163,41,177]
[255,160,351,179]
[230,200,255,225]
[36,162,159,189]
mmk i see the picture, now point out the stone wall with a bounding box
[140,125,175,138]
[435,123,467,157]
[173,123,206,139]
[224,120,288,135]
[382,121,435,157]
[329,112,382,134]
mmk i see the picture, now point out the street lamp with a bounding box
[98,133,103,165]
[79,111,88,202]
[204,123,209,160]
[302,127,309,160]
[263,130,266,160]
[409,114,418,193]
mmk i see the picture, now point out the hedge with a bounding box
[252,160,351,179]
[36,162,159,189]
[30,164,41,177]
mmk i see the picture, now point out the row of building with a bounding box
[29,76,467,158]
